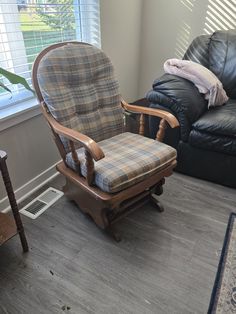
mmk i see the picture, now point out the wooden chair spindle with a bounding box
[139,113,145,136]
[85,150,94,185]
[156,118,167,142]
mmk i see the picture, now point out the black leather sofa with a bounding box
[146,29,236,188]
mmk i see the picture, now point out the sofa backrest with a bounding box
[183,34,211,68]
[209,30,236,99]
[184,30,236,99]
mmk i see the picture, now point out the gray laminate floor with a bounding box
[0,173,235,314]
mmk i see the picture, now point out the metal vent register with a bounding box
[20,188,64,219]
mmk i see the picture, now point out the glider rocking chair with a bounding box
[32,42,179,240]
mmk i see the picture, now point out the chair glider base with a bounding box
[151,193,165,212]
[57,160,176,241]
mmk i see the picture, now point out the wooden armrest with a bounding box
[121,99,179,128]
[41,102,104,161]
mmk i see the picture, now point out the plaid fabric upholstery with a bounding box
[66,132,177,193]
[37,42,124,152]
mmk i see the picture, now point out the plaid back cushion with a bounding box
[37,42,124,151]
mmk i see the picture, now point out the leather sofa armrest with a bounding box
[146,73,208,141]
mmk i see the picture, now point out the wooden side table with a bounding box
[0,150,28,252]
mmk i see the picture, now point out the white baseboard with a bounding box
[0,160,61,212]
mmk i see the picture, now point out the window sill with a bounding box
[0,98,41,131]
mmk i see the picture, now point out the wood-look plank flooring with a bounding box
[0,173,235,314]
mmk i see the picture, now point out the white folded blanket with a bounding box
[164,58,228,108]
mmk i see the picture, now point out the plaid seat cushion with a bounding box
[66,132,177,193]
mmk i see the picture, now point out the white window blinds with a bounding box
[0,0,100,107]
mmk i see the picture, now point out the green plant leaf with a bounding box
[0,67,34,94]
[0,81,11,93]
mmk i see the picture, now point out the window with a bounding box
[0,0,100,109]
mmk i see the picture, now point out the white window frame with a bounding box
[0,0,100,130]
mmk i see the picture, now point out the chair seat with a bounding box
[66,132,177,193]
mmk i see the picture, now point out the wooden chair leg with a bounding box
[0,157,28,252]
[150,194,164,212]
[155,178,165,196]
[106,226,122,242]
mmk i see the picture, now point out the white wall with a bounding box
[138,0,210,97]
[0,115,60,206]
[100,0,143,101]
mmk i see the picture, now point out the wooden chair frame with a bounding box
[32,42,179,240]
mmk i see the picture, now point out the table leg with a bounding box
[0,157,28,252]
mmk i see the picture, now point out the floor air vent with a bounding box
[20,188,64,219]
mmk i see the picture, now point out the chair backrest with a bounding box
[33,42,124,152]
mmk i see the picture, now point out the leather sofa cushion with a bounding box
[192,99,236,137]
[189,129,236,156]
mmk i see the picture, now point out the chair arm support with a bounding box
[121,99,179,128]
[41,102,105,161]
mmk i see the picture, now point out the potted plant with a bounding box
[0,67,34,94]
